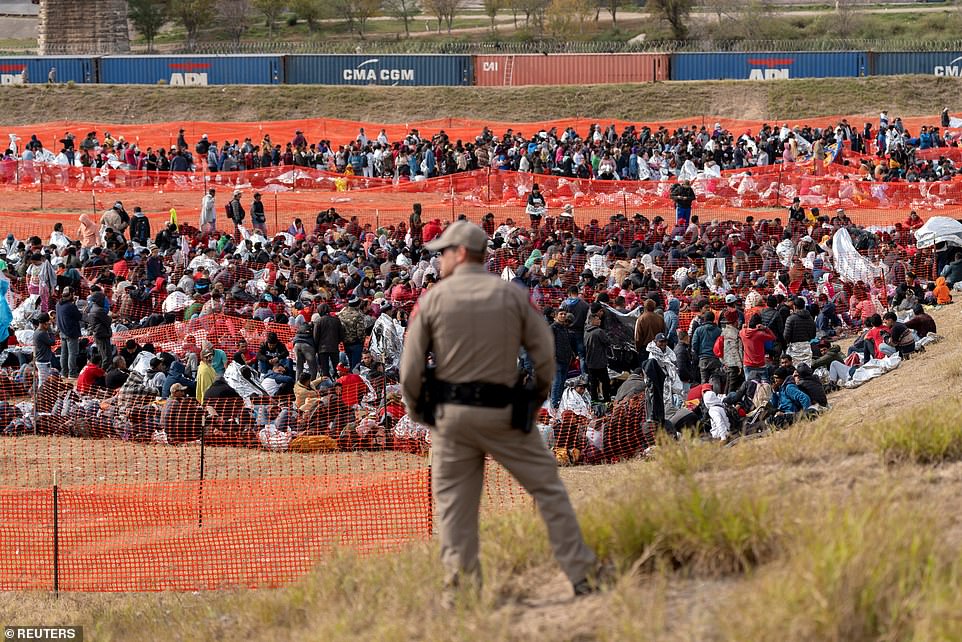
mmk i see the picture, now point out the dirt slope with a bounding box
[3,75,961,125]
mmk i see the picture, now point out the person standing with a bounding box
[338,297,369,369]
[739,314,776,383]
[56,287,82,379]
[562,286,590,373]
[83,290,113,364]
[583,313,612,403]
[634,298,665,361]
[670,179,695,226]
[293,320,317,381]
[250,192,267,235]
[549,309,577,411]
[400,221,602,604]
[200,188,216,234]
[783,297,816,367]
[227,189,245,240]
[32,313,56,386]
[129,207,151,246]
[313,303,344,378]
[690,310,722,384]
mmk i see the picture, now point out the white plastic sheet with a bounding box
[914,216,962,249]
[844,354,901,389]
[832,228,883,285]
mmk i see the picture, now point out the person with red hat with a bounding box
[335,363,365,406]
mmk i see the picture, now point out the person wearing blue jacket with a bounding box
[690,310,722,384]
[663,298,680,348]
[162,360,196,399]
[770,366,811,427]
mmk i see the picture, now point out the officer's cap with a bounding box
[424,221,488,254]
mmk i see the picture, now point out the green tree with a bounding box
[290,0,326,33]
[170,0,217,50]
[128,0,170,53]
[422,0,465,33]
[330,0,380,36]
[482,0,501,30]
[647,0,693,39]
[594,0,627,25]
[515,0,549,33]
[383,0,421,37]
[252,0,287,39]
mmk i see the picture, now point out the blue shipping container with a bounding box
[98,55,284,85]
[285,55,472,86]
[0,57,95,84]
[870,52,962,76]
[670,52,868,81]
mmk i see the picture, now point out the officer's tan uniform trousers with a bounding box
[432,402,596,588]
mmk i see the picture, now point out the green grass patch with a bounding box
[581,475,780,576]
[871,400,962,465]
[725,502,949,642]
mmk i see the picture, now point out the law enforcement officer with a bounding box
[400,220,601,601]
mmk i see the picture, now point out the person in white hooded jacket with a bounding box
[702,390,731,441]
[645,335,683,412]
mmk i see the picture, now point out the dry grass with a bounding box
[2,301,962,638]
[5,77,962,125]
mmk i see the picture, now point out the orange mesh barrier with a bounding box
[0,364,530,591]
[11,114,955,152]
[0,166,957,243]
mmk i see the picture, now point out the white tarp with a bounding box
[832,228,883,284]
[844,354,901,389]
[914,216,962,249]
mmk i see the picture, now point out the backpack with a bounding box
[225,203,233,221]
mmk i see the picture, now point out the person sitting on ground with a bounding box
[614,366,646,403]
[701,388,731,441]
[159,382,205,444]
[294,372,333,412]
[881,311,916,358]
[76,356,106,394]
[769,366,812,427]
[162,360,196,399]
[904,304,937,338]
[104,356,129,390]
[933,276,953,305]
[232,338,258,367]
[257,331,291,375]
[793,363,828,408]
[812,342,851,386]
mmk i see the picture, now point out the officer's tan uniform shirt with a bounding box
[400,263,554,420]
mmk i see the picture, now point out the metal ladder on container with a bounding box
[503,55,515,86]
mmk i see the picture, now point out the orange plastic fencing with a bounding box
[0,163,957,242]
[0,357,532,591]
[11,114,955,153]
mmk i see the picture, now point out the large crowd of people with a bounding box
[0,113,957,461]
[4,109,961,185]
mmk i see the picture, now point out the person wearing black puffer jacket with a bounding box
[794,363,828,407]
[783,297,817,367]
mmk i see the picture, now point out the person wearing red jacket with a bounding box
[76,356,106,394]
[739,314,776,383]
[422,218,444,243]
[335,363,366,407]
[904,210,924,231]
